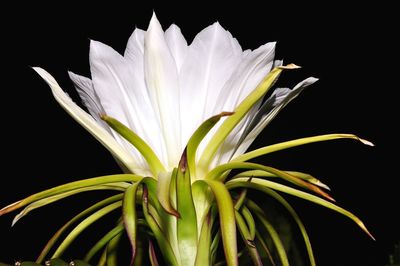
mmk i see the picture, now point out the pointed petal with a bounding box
[90,40,164,170]
[210,43,277,166]
[124,28,145,59]
[164,24,188,73]
[179,22,243,145]
[68,71,107,126]
[217,42,276,113]
[32,67,139,174]
[124,29,167,165]
[144,13,181,168]
[90,40,143,132]
[233,77,318,158]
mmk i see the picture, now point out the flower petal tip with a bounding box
[278,63,301,69]
[317,181,331,191]
[0,200,22,217]
[359,138,374,146]
[11,218,18,227]
[148,12,161,30]
[358,221,376,241]
[32,66,45,76]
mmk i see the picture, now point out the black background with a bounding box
[1,2,398,265]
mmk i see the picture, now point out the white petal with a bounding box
[217,42,276,113]
[209,42,276,166]
[232,77,319,159]
[273,59,283,68]
[89,41,145,168]
[68,71,107,126]
[179,22,243,145]
[124,28,145,60]
[89,40,134,128]
[32,67,146,175]
[144,13,182,168]
[90,40,165,169]
[241,87,292,141]
[165,24,188,73]
[124,29,168,164]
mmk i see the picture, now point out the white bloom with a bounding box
[34,13,316,177]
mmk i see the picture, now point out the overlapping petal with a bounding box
[144,14,182,169]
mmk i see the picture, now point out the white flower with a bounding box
[33,13,316,177]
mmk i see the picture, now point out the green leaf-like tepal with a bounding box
[0,174,140,217]
[233,133,373,162]
[194,211,213,266]
[197,179,238,266]
[52,201,122,258]
[123,182,143,264]
[101,114,166,177]
[176,153,198,266]
[207,161,334,200]
[141,186,179,266]
[235,209,262,265]
[156,171,180,217]
[246,200,289,266]
[186,112,234,178]
[37,194,123,263]
[84,223,125,262]
[227,178,374,239]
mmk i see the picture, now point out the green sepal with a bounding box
[194,211,213,266]
[105,232,123,266]
[84,223,124,262]
[176,154,198,266]
[13,183,127,226]
[246,200,289,266]
[233,133,373,163]
[142,186,179,266]
[186,112,234,178]
[101,114,166,176]
[196,179,238,266]
[0,174,140,217]
[227,177,374,239]
[36,194,123,263]
[123,180,144,264]
[52,201,122,258]
[235,209,262,265]
[207,162,334,201]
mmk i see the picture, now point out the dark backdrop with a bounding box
[1,2,397,265]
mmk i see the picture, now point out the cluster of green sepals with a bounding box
[0,65,373,265]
